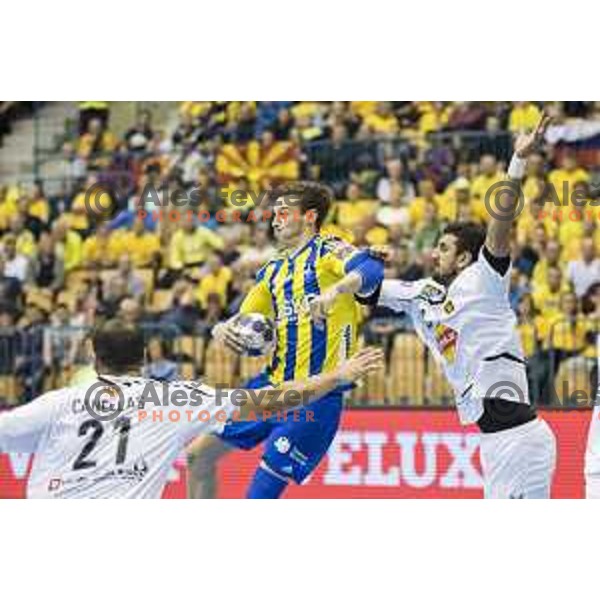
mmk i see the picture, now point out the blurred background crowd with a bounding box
[0,100,599,408]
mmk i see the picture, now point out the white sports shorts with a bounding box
[479,418,557,499]
[585,476,600,499]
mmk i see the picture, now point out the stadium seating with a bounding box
[0,101,598,408]
[389,334,425,405]
[204,340,237,388]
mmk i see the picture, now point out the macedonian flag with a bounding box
[216,140,299,209]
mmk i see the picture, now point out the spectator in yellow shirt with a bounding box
[548,152,589,206]
[522,152,546,202]
[532,239,564,291]
[439,177,471,222]
[516,293,543,358]
[291,102,321,121]
[82,224,120,267]
[546,291,589,353]
[532,265,571,321]
[350,101,377,119]
[508,102,542,133]
[78,118,116,159]
[582,283,600,358]
[365,224,390,247]
[554,182,600,247]
[335,183,378,230]
[516,197,558,246]
[9,215,37,258]
[364,102,399,135]
[52,218,83,273]
[29,181,50,224]
[557,207,587,248]
[66,190,91,234]
[456,198,482,224]
[168,219,224,271]
[194,253,232,309]
[180,101,212,120]
[409,179,443,226]
[562,219,600,262]
[470,155,505,222]
[66,174,113,236]
[122,218,161,267]
[0,184,17,231]
[418,101,450,135]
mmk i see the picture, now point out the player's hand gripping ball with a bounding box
[233,313,276,357]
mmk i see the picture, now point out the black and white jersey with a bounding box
[377,248,529,424]
[0,376,237,498]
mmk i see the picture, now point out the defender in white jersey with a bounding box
[314,115,557,498]
[0,321,383,499]
[584,334,600,499]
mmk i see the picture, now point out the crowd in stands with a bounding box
[0,101,599,407]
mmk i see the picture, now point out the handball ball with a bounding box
[234,313,276,357]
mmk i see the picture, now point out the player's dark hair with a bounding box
[443,221,487,263]
[270,181,333,230]
[92,319,145,374]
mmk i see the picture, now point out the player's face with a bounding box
[432,234,463,284]
[272,196,305,245]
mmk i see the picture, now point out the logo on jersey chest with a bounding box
[275,293,318,323]
[416,283,447,305]
[434,324,458,362]
[273,263,320,324]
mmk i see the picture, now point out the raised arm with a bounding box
[485,113,551,257]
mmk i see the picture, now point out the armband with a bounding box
[507,154,527,180]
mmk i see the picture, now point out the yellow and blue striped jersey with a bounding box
[240,235,382,385]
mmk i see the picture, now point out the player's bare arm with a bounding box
[309,270,363,322]
[485,113,551,257]
[309,246,385,323]
[235,346,384,416]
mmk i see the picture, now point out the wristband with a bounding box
[507,154,527,180]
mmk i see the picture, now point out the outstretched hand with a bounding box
[337,347,385,383]
[212,318,246,354]
[514,112,552,158]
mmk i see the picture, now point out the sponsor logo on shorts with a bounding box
[274,437,291,454]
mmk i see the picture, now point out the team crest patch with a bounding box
[274,436,291,454]
[443,300,455,315]
[417,283,447,305]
